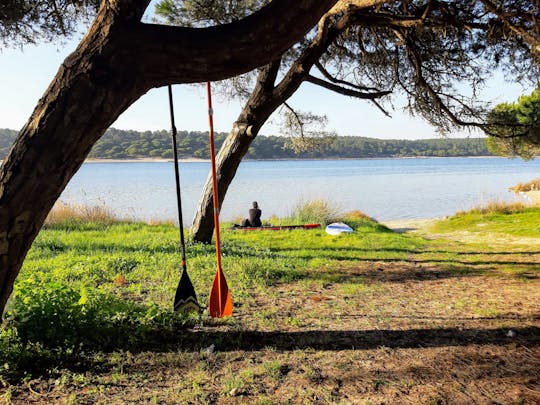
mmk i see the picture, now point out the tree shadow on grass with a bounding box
[302,261,539,284]
[5,319,539,381]
[174,325,540,352]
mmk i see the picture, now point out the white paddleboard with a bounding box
[325,222,353,235]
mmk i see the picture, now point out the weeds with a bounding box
[509,178,540,193]
[45,201,121,228]
[455,200,529,216]
[288,198,342,225]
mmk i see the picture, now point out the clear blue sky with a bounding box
[0,24,531,139]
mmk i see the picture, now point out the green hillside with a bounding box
[0,127,492,160]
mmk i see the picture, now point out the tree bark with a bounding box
[0,0,339,316]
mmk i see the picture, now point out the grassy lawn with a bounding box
[0,207,539,404]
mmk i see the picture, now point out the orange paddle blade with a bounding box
[208,268,232,318]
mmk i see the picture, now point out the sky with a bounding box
[0,15,533,140]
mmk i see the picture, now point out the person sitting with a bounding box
[241,201,262,227]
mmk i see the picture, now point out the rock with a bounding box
[202,344,215,354]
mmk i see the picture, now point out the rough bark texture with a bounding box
[0,0,339,316]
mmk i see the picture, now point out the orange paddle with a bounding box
[206,82,232,318]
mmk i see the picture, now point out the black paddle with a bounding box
[168,85,200,313]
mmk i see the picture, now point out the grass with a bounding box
[429,203,540,238]
[45,201,120,226]
[0,203,539,403]
[288,198,342,225]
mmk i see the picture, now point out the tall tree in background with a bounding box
[0,0,339,317]
[157,0,540,243]
[485,87,540,159]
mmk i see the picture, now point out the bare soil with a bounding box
[6,227,540,404]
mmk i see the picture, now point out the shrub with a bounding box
[0,326,60,380]
[510,178,540,193]
[289,199,341,225]
[455,200,529,216]
[45,201,120,228]
[3,280,196,354]
[338,210,389,232]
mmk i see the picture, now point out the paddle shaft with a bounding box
[168,85,187,270]
[206,82,224,299]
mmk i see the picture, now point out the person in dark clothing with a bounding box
[241,201,262,227]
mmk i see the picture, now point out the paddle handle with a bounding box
[206,82,223,271]
[168,85,187,271]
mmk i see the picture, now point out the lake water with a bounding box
[60,157,540,225]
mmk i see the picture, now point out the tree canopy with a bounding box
[0,0,99,48]
[158,0,540,136]
[485,87,540,159]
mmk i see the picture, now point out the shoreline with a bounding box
[2,156,531,165]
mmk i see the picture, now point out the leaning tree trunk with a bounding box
[192,62,283,242]
[0,0,340,316]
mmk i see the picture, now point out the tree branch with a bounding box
[283,102,306,138]
[402,32,483,128]
[315,61,379,91]
[306,74,391,99]
[129,0,340,88]
[479,0,540,52]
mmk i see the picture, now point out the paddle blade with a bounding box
[208,268,232,318]
[174,268,200,313]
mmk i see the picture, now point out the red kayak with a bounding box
[232,223,321,231]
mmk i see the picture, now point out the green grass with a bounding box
[1,206,539,383]
[429,206,540,237]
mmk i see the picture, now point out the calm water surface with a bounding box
[61,158,540,225]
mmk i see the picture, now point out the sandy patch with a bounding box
[381,218,440,233]
[523,190,540,204]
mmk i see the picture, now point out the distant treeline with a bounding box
[0,127,492,160]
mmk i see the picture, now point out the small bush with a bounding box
[0,326,60,380]
[45,202,120,228]
[510,178,540,193]
[289,199,341,225]
[455,201,529,216]
[3,280,196,354]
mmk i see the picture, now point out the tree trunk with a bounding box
[0,0,339,316]
[192,62,283,242]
